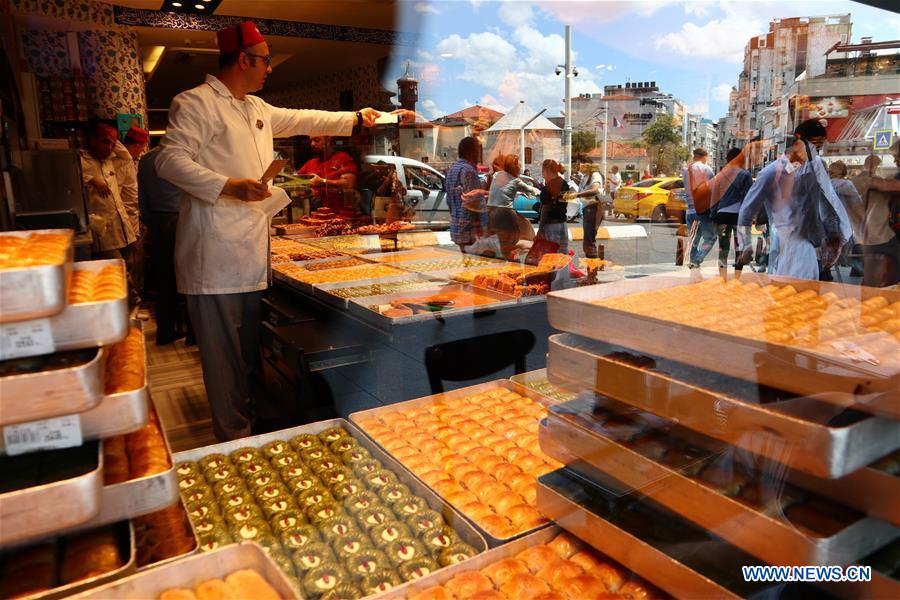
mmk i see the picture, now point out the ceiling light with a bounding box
[195,4,204,8]
[172,1,182,6]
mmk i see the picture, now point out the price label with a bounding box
[0,319,55,360]
[3,415,82,455]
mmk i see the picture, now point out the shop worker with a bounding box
[738,119,850,280]
[297,135,358,210]
[81,121,138,264]
[157,21,386,441]
[114,125,150,307]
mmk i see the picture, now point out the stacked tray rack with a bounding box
[0,231,191,598]
[537,273,900,599]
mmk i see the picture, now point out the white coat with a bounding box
[80,150,137,252]
[157,75,355,295]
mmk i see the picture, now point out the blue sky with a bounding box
[385,0,900,121]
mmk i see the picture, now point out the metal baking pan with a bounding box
[0,441,103,547]
[547,332,900,479]
[368,525,636,600]
[509,369,577,404]
[70,542,298,600]
[1,521,137,600]
[277,263,408,295]
[173,418,487,555]
[0,229,73,324]
[352,380,558,546]
[362,247,459,264]
[313,274,452,310]
[133,501,199,573]
[346,284,518,328]
[0,348,105,427]
[546,273,900,397]
[540,410,899,566]
[537,467,820,599]
[791,463,900,528]
[303,233,382,253]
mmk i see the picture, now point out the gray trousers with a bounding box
[186,291,263,441]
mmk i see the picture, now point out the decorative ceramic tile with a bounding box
[12,0,114,26]
[23,30,71,77]
[78,29,147,120]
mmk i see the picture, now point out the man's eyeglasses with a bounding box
[243,52,271,67]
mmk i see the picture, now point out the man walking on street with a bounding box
[445,136,485,252]
[684,148,717,268]
[157,21,384,440]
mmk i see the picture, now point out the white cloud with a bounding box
[683,1,713,18]
[537,0,674,26]
[468,0,485,10]
[684,100,709,115]
[420,99,444,120]
[498,0,535,28]
[654,9,763,63]
[414,2,439,15]
[512,24,568,73]
[712,83,733,102]
[478,95,510,113]
[417,50,434,61]
[436,32,518,88]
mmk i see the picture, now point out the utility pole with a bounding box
[602,100,609,179]
[564,25,572,175]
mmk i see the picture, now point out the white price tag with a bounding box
[0,319,55,360]
[3,415,82,455]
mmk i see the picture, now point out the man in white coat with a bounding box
[157,21,382,440]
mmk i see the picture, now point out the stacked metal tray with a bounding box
[546,273,900,397]
[0,229,73,324]
[547,332,900,479]
[540,400,899,567]
[352,380,560,546]
[314,273,451,310]
[0,441,104,546]
[71,542,297,599]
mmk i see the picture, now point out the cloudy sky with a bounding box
[385,0,900,121]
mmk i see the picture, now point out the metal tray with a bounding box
[0,229,73,324]
[313,273,451,310]
[537,467,817,599]
[277,263,409,295]
[173,418,487,555]
[70,542,299,600]
[134,501,200,573]
[540,411,899,566]
[346,283,519,328]
[352,380,559,546]
[0,348,105,427]
[368,525,636,600]
[791,464,900,528]
[362,247,458,264]
[303,233,382,253]
[546,273,900,397]
[509,369,577,404]
[0,441,104,547]
[547,332,900,478]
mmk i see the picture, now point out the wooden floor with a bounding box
[143,318,217,452]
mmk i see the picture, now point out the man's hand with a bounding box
[390,109,417,125]
[358,107,382,127]
[309,174,326,187]
[822,238,842,269]
[224,178,271,202]
[89,177,111,198]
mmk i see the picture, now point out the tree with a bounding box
[642,115,688,176]
[572,130,596,163]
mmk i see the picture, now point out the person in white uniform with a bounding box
[156,21,384,440]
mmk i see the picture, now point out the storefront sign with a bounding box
[622,113,653,125]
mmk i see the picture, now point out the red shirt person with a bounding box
[297,135,358,209]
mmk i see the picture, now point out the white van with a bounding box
[363,155,449,227]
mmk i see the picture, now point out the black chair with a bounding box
[424,329,536,394]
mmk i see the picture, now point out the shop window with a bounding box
[405,166,443,191]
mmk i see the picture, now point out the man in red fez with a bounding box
[156,21,408,441]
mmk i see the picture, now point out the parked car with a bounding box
[613,177,683,222]
[666,187,687,223]
[363,155,448,227]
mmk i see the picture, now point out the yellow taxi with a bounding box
[613,177,683,222]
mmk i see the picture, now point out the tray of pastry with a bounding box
[0,323,148,453]
[0,229,73,324]
[0,347,105,427]
[81,397,178,529]
[347,284,519,328]
[362,248,459,264]
[366,525,659,600]
[274,262,407,295]
[313,274,451,310]
[132,501,199,572]
[547,273,900,398]
[0,521,135,600]
[538,465,826,599]
[36,259,129,354]
[509,369,577,404]
[540,398,899,566]
[0,441,104,547]
[790,449,900,527]
[352,380,563,546]
[173,418,486,598]
[547,332,900,479]
[69,543,298,600]
[303,234,382,254]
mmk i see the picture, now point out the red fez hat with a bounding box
[125,125,149,144]
[217,21,265,54]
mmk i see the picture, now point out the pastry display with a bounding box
[594,278,900,358]
[304,235,378,254]
[104,325,144,394]
[102,406,170,483]
[275,264,404,285]
[133,503,197,567]
[367,249,451,264]
[270,237,346,262]
[402,532,658,600]
[157,568,283,600]
[368,289,508,318]
[68,265,126,304]
[513,376,575,404]
[470,269,549,297]
[355,221,416,234]
[178,427,478,597]
[401,257,502,273]
[358,388,560,538]
[329,280,443,300]
[0,231,69,269]
[302,257,368,272]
